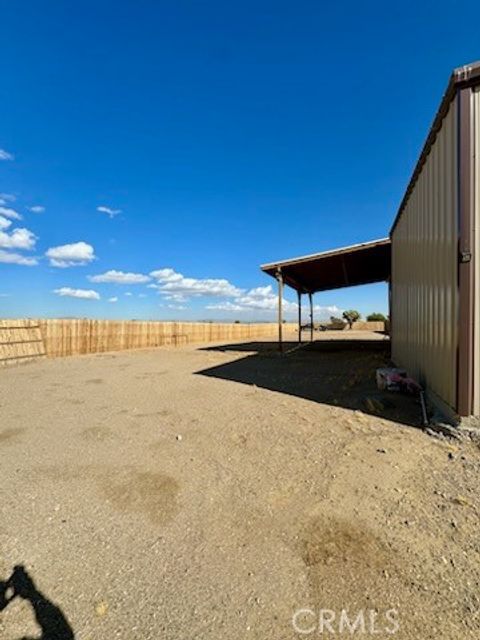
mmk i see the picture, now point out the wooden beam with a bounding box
[276,269,284,352]
[308,292,313,342]
[297,290,302,344]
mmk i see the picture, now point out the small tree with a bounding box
[342,309,361,329]
[366,312,387,322]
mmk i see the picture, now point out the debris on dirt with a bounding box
[363,395,395,413]
[95,601,109,617]
[364,396,384,413]
[176,434,183,441]
[452,495,474,508]
[376,367,422,395]
[376,367,407,391]
[425,422,462,440]
[376,447,387,454]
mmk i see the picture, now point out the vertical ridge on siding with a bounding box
[474,87,480,415]
[391,98,458,410]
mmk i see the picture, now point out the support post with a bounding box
[276,269,283,352]
[308,292,313,342]
[297,290,302,344]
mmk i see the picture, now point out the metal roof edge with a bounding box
[260,237,390,272]
[390,60,480,235]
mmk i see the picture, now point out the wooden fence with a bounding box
[38,319,294,358]
[0,319,295,363]
[349,321,386,332]
[0,319,46,366]
[0,318,385,364]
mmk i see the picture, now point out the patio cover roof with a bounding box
[261,238,391,293]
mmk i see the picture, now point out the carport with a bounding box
[261,238,391,349]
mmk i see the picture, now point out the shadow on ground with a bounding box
[197,338,422,428]
[0,565,74,639]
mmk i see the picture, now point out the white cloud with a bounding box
[163,293,187,303]
[150,267,242,299]
[206,284,296,314]
[0,293,10,297]
[46,241,95,268]
[97,205,121,218]
[0,206,22,221]
[0,227,37,250]
[0,149,14,161]
[205,301,244,312]
[125,292,133,296]
[206,284,342,319]
[0,193,16,206]
[138,293,147,298]
[0,216,12,230]
[88,269,151,284]
[28,205,45,213]
[167,304,187,310]
[54,287,100,300]
[0,250,38,266]
[108,296,118,303]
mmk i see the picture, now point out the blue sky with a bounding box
[0,1,478,321]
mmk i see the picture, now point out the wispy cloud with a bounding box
[97,205,121,219]
[0,250,38,266]
[0,193,16,206]
[88,270,150,284]
[27,205,45,213]
[0,227,37,250]
[0,206,22,221]
[108,296,118,303]
[54,287,100,300]
[46,241,95,268]
[0,149,14,161]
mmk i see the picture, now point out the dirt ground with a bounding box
[0,331,479,639]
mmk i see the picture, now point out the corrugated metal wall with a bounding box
[391,97,458,411]
[474,87,480,416]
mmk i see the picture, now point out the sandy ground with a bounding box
[0,331,479,639]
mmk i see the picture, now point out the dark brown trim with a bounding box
[391,62,480,235]
[457,87,475,416]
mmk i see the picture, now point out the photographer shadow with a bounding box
[0,565,74,640]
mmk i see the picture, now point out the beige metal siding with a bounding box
[391,98,458,410]
[474,87,480,415]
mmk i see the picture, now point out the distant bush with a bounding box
[366,312,387,322]
[342,309,361,329]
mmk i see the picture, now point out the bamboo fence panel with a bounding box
[0,319,384,364]
[0,319,46,365]
[34,319,295,359]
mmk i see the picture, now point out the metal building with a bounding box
[261,61,480,420]
[391,62,480,418]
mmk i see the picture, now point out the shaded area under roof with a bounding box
[261,238,391,293]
